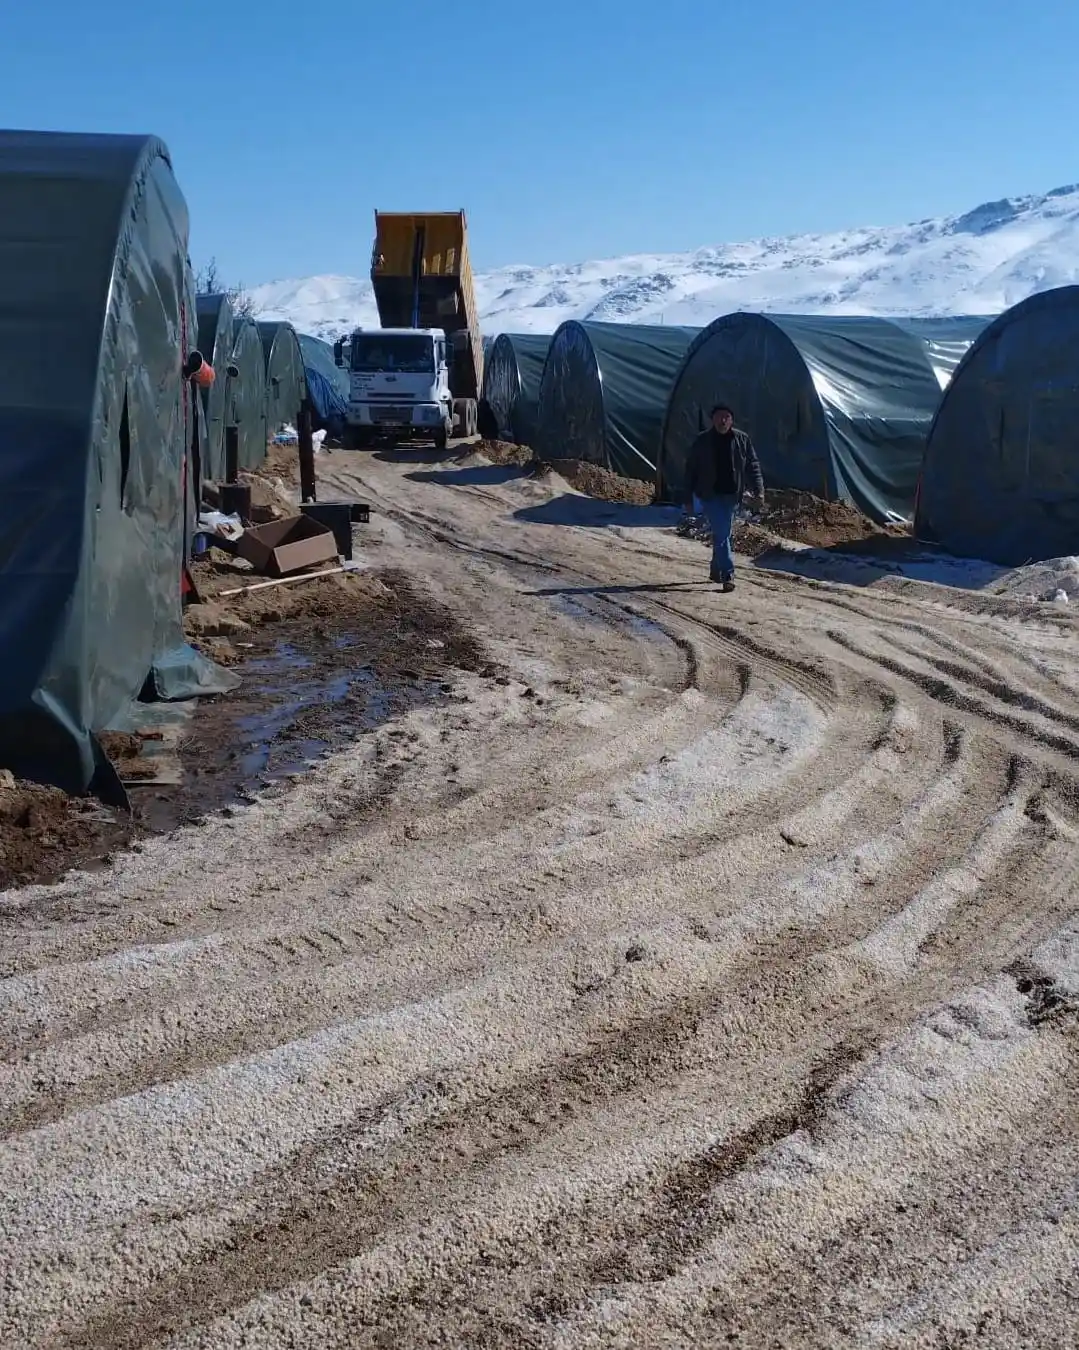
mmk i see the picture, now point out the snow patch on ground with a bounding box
[988,555,1079,603]
[753,543,1008,592]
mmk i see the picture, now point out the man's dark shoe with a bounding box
[721,574,736,593]
[709,567,723,584]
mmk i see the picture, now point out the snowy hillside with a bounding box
[250,184,1079,340]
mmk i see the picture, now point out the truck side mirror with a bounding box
[333,340,344,367]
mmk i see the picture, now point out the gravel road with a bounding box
[1,447,1077,1348]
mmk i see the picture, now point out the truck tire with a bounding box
[466,399,478,438]
[434,424,448,451]
[451,398,468,434]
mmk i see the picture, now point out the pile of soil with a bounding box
[0,777,113,891]
[474,439,533,469]
[238,471,295,522]
[749,489,906,550]
[474,440,655,507]
[185,552,396,667]
[260,439,302,486]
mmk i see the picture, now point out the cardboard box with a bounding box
[236,515,339,577]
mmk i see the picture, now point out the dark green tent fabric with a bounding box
[229,318,268,472]
[917,287,1079,565]
[658,313,990,522]
[482,333,550,446]
[196,292,235,482]
[536,321,699,481]
[257,321,306,439]
[0,129,234,795]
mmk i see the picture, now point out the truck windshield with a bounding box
[350,334,434,374]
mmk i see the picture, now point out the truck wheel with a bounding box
[466,400,478,438]
[451,398,467,434]
[434,424,448,451]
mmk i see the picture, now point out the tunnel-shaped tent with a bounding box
[916,287,1079,564]
[0,130,232,793]
[227,317,269,473]
[298,332,349,434]
[257,320,306,440]
[658,314,989,522]
[195,298,268,478]
[536,321,699,481]
[196,292,235,482]
[481,333,551,446]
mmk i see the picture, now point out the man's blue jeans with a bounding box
[700,494,739,577]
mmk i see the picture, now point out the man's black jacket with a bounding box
[684,427,764,504]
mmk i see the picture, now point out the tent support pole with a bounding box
[225,425,239,484]
[298,400,317,503]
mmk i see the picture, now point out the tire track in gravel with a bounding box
[4,451,1079,1348]
[9,711,1029,1344]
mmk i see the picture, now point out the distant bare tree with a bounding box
[195,257,223,295]
[195,258,257,319]
[228,284,256,320]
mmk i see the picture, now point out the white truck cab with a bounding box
[334,327,476,449]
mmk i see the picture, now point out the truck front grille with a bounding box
[371,406,412,423]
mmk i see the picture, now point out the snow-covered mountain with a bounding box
[250,185,1079,340]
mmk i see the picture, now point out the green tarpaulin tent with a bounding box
[196,292,236,482]
[229,317,269,472]
[536,321,699,482]
[0,129,233,795]
[658,313,990,522]
[257,321,306,442]
[917,287,1079,564]
[482,333,551,447]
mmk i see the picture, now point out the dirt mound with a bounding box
[260,439,302,486]
[753,489,905,549]
[0,778,113,891]
[238,472,295,522]
[474,440,654,507]
[473,439,532,468]
[558,459,654,506]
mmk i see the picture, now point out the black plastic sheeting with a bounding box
[257,321,306,438]
[917,287,1079,565]
[658,314,990,523]
[536,321,699,481]
[482,333,550,446]
[298,332,349,434]
[196,292,235,481]
[0,130,234,795]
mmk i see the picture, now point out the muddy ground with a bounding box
[2,440,1078,1348]
[0,552,488,891]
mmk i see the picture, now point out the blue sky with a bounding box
[3,0,1076,286]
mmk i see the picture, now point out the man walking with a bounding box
[684,404,764,591]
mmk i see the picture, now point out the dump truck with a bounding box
[335,211,484,450]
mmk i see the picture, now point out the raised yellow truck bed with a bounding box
[371,211,483,401]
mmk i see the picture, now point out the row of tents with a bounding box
[481,289,1079,568]
[0,128,349,798]
[196,299,349,481]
